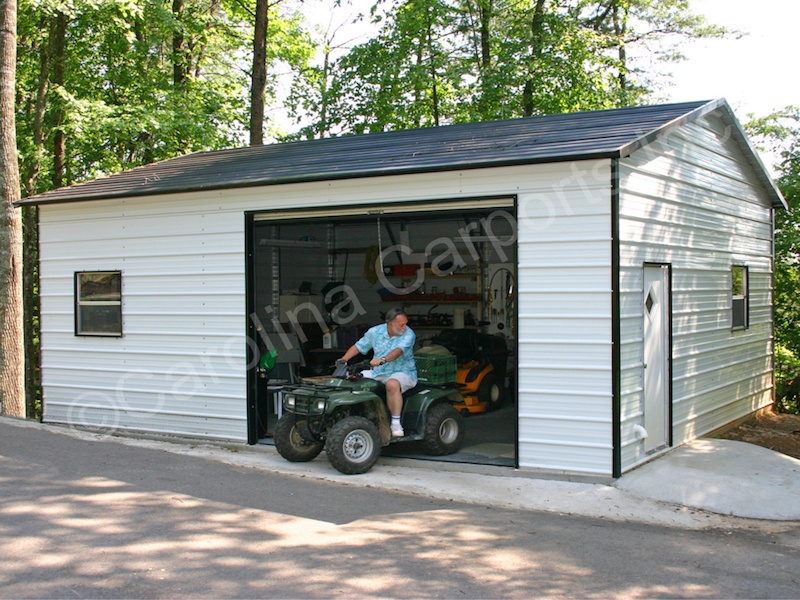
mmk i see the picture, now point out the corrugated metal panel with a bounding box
[39,161,617,476]
[517,159,614,476]
[38,200,248,440]
[618,109,776,471]
[23,101,748,207]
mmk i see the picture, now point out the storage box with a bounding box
[415,354,457,384]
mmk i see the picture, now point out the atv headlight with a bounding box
[284,394,296,408]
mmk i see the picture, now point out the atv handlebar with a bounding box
[333,359,372,378]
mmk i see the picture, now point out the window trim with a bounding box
[731,265,749,330]
[75,271,123,337]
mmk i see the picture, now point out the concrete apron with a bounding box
[616,438,800,521]
[2,417,799,526]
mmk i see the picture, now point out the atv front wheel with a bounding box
[325,416,381,474]
[274,415,324,462]
[422,403,465,455]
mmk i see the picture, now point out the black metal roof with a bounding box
[17,98,786,208]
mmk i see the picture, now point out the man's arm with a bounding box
[382,348,404,363]
[368,347,402,368]
[339,344,361,363]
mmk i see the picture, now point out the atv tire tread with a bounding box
[422,403,465,455]
[325,416,381,474]
[273,415,324,462]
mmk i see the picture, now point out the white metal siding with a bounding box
[39,206,248,439]
[516,160,614,475]
[39,161,615,474]
[618,111,775,471]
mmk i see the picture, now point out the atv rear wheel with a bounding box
[422,403,465,455]
[274,415,324,462]
[478,373,504,410]
[325,416,381,474]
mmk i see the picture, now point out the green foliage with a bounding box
[15,0,314,195]
[747,107,800,414]
[775,345,800,414]
[288,0,727,138]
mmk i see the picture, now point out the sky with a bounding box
[664,0,799,122]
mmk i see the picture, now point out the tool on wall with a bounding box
[488,266,515,335]
[323,248,354,321]
[364,245,380,284]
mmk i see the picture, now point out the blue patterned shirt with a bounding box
[355,323,417,379]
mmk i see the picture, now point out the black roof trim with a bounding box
[16,99,786,209]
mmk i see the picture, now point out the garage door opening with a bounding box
[245,198,518,468]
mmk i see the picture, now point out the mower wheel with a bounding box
[478,373,504,410]
[422,403,465,455]
[325,416,381,474]
[274,415,324,462]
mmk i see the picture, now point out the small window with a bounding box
[75,271,122,336]
[731,265,749,330]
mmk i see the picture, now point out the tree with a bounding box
[15,0,252,188]
[0,0,25,417]
[289,0,727,133]
[250,0,269,144]
[240,0,313,144]
[747,108,800,413]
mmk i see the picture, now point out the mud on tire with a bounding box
[325,416,381,474]
[274,414,324,462]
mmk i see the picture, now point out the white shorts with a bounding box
[361,371,418,393]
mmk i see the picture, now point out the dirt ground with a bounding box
[719,406,800,460]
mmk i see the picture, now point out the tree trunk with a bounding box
[319,49,330,138]
[613,3,628,93]
[426,7,439,127]
[250,0,269,146]
[414,34,424,128]
[0,0,26,417]
[475,0,493,117]
[24,16,49,197]
[22,205,38,418]
[51,11,66,188]
[478,0,492,71]
[522,0,548,117]
[172,0,187,86]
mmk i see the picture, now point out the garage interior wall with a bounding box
[618,111,776,471]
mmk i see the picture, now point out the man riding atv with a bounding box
[272,309,466,474]
[338,308,415,438]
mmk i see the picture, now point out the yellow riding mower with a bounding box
[426,329,510,414]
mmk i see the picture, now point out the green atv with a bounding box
[273,361,466,474]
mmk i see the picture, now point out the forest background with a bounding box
[1,0,798,418]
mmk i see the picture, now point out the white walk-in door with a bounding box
[642,264,670,452]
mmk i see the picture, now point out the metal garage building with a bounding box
[18,99,786,477]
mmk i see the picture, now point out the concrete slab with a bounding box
[616,438,800,520]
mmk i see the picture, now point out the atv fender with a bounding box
[347,393,391,446]
[403,387,463,435]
